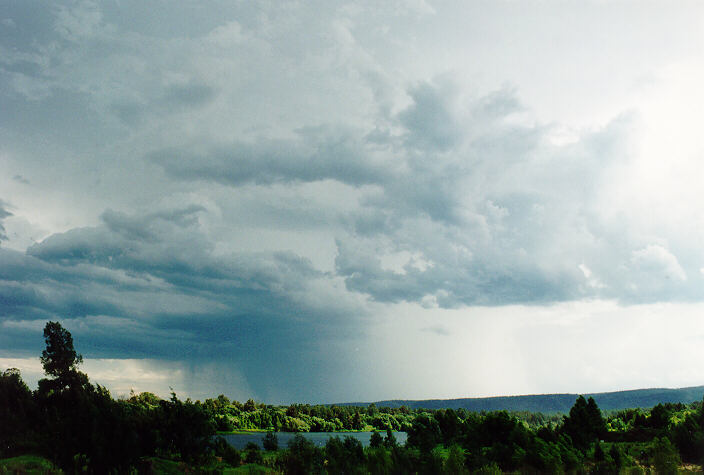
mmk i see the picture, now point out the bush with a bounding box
[262,431,278,451]
[244,441,263,465]
[650,437,680,475]
[284,434,324,474]
[212,436,241,467]
[325,436,364,474]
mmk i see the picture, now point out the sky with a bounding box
[2,0,704,404]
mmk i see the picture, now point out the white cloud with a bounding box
[0,356,253,401]
[631,244,687,282]
[354,300,704,401]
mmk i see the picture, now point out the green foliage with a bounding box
[444,444,467,474]
[158,392,216,464]
[365,447,392,475]
[650,436,680,475]
[8,319,704,474]
[262,431,278,451]
[244,399,257,412]
[435,408,462,445]
[424,446,445,473]
[213,436,241,467]
[39,322,89,395]
[672,399,704,464]
[0,368,36,457]
[407,413,441,452]
[369,430,383,448]
[461,410,584,472]
[325,436,365,474]
[40,322,82,379]
[243,442,263,465]
[561,396,607,450]
[474,461,502,474]
[371,412,402,431]
[384,429,398,448]
[282,433,324,475]
[130,390,161,409]
[608,444,625,472]
[8,321,221,472]
[227,463,277,474]
[0,455,62,474]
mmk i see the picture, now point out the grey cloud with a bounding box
[0,1,56,55]
[399,81,463,152]
[0,86,106,148]
[152,127,391,187]
[109,100,144,126]
[28,207,320,298]
[100,205,206,240]
[99,0,244,39]
[476,86,524,119]
[161,82,216,109]
[109,82,217,126]
[0,200,13,242]
[334,235,580,307]
[5,0,704,402]
[2,204,367,400]
[330,86,703,307]
[421,325,451,336]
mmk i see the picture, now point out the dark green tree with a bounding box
[244,398,257,412]
[38,321,89,393]
[444,444,467,474]
[649,403,672,432]
[0,368,36,457]
[407,413,441,452]
[436,408,462,445]
[594,441,605,462]
[352,411,364,430]
[367,403,379,416]
[212,436,241,467]
[263,430,278,451]
[370,430,383,448]
[244,441,263,464]
[586,397,607,437]
[158,392,215,464]
[672,402,704,464]
[561,396,606,450]
[608,444,624,472]
[650,436,680,475]
[325,436,365,474]
[384,429,398,448]
[284,434,324,475]
[366,446,393,475]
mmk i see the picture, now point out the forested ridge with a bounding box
[339,386,704,413]
[2,322,704,473]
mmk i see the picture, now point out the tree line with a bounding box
[1,321,703,473]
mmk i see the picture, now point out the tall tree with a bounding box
[38,321,88,393]
[561,396,606,450]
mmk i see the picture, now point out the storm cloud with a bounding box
[2,0,704,402]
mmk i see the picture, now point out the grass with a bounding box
[224,463,280,474]
[139,457,190,474]
[0,455,62,474]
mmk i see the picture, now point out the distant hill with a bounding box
[337,386,704,413]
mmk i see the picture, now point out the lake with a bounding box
[220,431,408,450]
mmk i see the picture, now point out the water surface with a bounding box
[221,431,407,450]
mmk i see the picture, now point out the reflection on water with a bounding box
[221,431,408,450]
